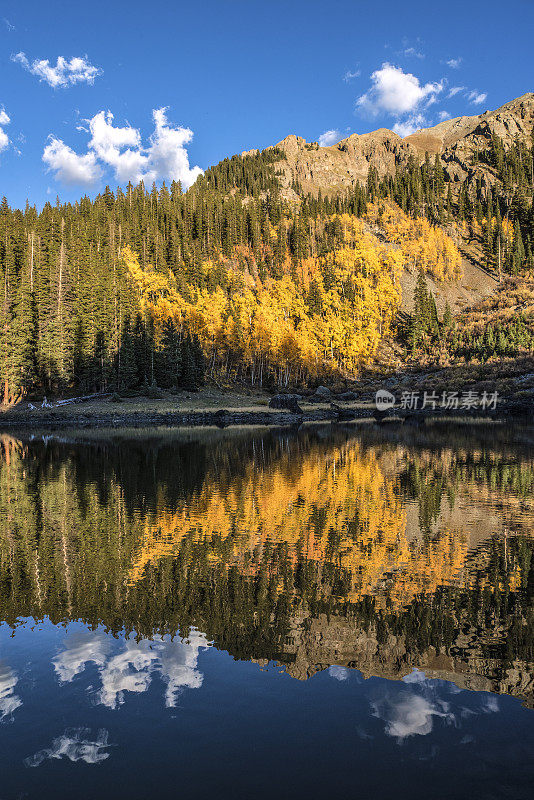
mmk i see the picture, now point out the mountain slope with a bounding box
[267,93,534,198]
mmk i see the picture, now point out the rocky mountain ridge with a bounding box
[257,93,534,199]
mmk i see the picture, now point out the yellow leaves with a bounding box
[122,246,174,303]
[122,217,403,381]
[365,201,463,282]
[126,441,470,609]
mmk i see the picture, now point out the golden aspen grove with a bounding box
[122,204,462,386]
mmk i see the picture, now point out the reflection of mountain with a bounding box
[0,425,533,705]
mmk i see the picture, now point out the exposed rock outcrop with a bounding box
[268,93,534,199]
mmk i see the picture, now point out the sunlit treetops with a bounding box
[122,211,404,384]
[0,128,530,401]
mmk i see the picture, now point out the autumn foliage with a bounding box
[365,200,462,282]
[123,213,403,384]
[126,440,469,609]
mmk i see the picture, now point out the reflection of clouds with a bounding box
[328,666,349,681]
[24,728,111,767]
[367,669,505,743]
[368,669,462,742]
[0,661,22,722]
[480,694,499,714]
[54,628,210,710]
[53,631,111,683]
[372,692,450,739]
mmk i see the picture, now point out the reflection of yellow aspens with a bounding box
[127,443,468,608]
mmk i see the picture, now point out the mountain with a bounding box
[0,93,532,403]
[267,93,534,198]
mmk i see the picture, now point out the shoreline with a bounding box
[0,401,529,431]
[0,384,531,432]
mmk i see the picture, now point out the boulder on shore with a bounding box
[308,385,332,403]
[269,394,303,413]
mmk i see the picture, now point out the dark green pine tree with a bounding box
[117,316,138,390]
[157,320,183,389]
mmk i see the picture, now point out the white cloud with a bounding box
[0,109,10,153]
[3,18,15,31]
[24,728,111,767]
[448,86,466,98]
[446,57,462,69]
[12,52,102,88]
[343,68,361,82]
[404,47,424,59]
[42,137,102,186]
[438,110,451,121]
[467,90,487,105]
[87,111,144,182]
[357,63,443,117]
[318,129,343,147]
[142,107,203,187]
[393,113,428,137]
[0,662,22,721]
[43,107,203,189]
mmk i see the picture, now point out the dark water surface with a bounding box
[0,422,533,799]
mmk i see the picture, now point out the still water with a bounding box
[0,422,533,799]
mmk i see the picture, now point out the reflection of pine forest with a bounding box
[0,426,533,701]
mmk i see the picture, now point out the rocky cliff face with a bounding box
[267,93,534,199]
[273,129,416,199]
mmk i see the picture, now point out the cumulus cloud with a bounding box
[446,57,462,69]
[318,129,343,147]
[86,111,143,182]
[438,110,452,121]
[24,728,111,767]
[0,109,10,153]
[53,631,111,683]
[43,107,203,189]
[357,63,443,118]
[372,671,453,740]
[42,138,102,186]
[98,632,208,709]
[372,692,450,739]
[12,52,102,88]
[0,662,22,721]
[467,90,487,105]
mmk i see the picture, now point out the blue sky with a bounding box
[0,0,532,208]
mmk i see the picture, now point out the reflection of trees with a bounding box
[0,426,533,695]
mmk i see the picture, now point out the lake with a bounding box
[0,422,533,799]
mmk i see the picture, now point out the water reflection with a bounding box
[0,424,533,706]
[53,629,209,709]
[0,423,533,798]
[25,728,112,767]
[0,661,22,722]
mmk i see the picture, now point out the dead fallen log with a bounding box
[52,392,112,407]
